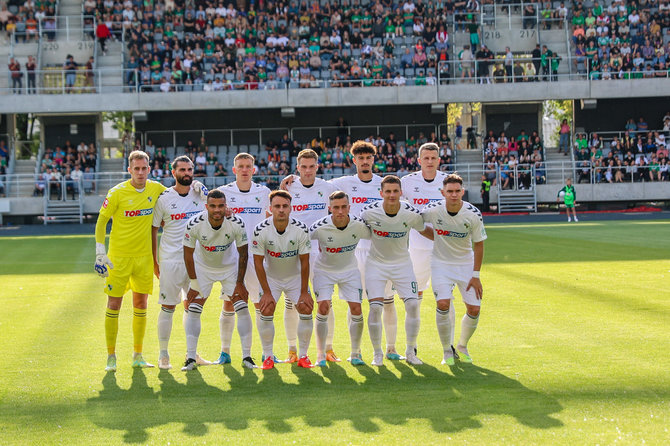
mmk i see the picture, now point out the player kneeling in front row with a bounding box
[252,190,314,369]
[182,190,255,370]
[309,191,371,366]
[421,174,487,365]
[361,175,433,366]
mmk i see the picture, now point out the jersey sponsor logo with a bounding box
[372,229,407,238]
[202,242,234,252]
[351,196,381,204]
[231,207,263,214]
[292,203,326,212]
[435,229,467,238]
[413,198,442,205]
[170,211,201,220]
[266,249,298,258]
[325,243,357,253]
[125,208,153,217]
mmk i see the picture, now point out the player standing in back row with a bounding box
[361,175,432,366]
[401,142,457,355]
[421,174,487,365]
[284,148,337,363]
[216,153,271,364]
[151,155,211,369]
[95,150,166,371]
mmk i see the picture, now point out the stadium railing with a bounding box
[38,16,96,41]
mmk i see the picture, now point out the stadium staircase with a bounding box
[99,158,124,173]
[497,171,538,213]
[544,147,571,183]
[57,0,83,40]
[96,40,124,93]
[12,160,38,196]
[43,181,84,224]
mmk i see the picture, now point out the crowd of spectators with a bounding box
[482,128,546,189]
[570,0,670,79]
[108,0,461,91]
[0,0,57,43]
[136,125,454,188]
[574,113,670,182]
[34,140,98,198]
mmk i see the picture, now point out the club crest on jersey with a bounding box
[464,222,470,229]
[403,222,408,228]
[148,197,152,202]
[352,234,357,239]
[289,240,295,246]
[192,201,198,206]
[255,197,260,202]
[318,191,323,196]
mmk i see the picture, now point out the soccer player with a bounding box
[216,152,271,364]
[95,150,166,372]
[284,148,337,363]
[557,178,578,222]
[421,174,487,365]
[151,155,212,370]
[251,190,313,369]
[309,191,371,366]
[361,175,431,366]
[182,190,254,370]
[401,143,457,355]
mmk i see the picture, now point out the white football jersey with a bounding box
[360,201,425,265]
[329,174,383,217]
[251,217,311,280]
[183,212,248,272]
[217,181,270,240]
[421,200,487,265]
[309,214,371,273]
[401,171,449,250]
[152,187,206,262]
[287,177,336,227]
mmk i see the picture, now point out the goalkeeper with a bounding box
[94,150,207,371]
[557,177,578,222]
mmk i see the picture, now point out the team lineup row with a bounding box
[94,140,486,372]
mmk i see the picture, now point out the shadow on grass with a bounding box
[86,361,563,442]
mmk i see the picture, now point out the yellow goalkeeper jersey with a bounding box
[99,179,166,258]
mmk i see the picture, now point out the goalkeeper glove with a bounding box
[191,180,209,200]
[95,242,114,278]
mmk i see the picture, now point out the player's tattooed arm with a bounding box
[232,246,249,302]
[297,253,314,313]
[279,174,296,191]
[255,254,275,314]
[151,226,160,278]
[183,245,200,308]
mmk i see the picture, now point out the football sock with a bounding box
[157,306,175,354]
[104,308,119,355]
[436,307,451,352]
[449,304,456,346]
[459,313,480,348]
[258,314,275,359]
[185,303,203,360]
[132,307,147,354]
[233,300,253,358]
[326,301,335,351]
[368,301,384,355]
[219,309,235,353]
[284,300,298,352]
[404,299,421,356]
[298,313,313,357]
[255,308,262,328]
[315,313,328,355]
[383,297,397,351]
[349,313,364,355]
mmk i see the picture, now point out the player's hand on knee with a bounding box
[466,277,483,300]
[94,242,113,278]
[191,180,209,200]
[232,283,249,302]
[298,291,314,313]
[259,292,275,314]
[185,288,200,308]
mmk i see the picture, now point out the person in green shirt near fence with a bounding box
[557,178,578,222]
[481,175,491,212]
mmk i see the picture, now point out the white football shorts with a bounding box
[410,246,432,292]
[195,263,237,301]
[157,261,189,306]
[312,268,364,303]
[365,259,418,300]
[431,262,480,307]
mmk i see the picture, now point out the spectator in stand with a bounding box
[64,55,78,93]
[96,19,112,55]
[0,140,8,162]
[9,57,22,94]
[26,55,36,94]
[559,119,571,155]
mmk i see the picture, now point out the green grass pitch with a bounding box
[0,220,668,445]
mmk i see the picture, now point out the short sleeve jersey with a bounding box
[183,212,247,272]
[251,217,311,280]
[421,200,487,265]
[330,174,382,250]
[217,181,270,241]
[99,179,166,258]
[401,171,449,250]
[360,201,425,265]
[152,187,205,262]
[287,177,336,227]
[309,214,371,273]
